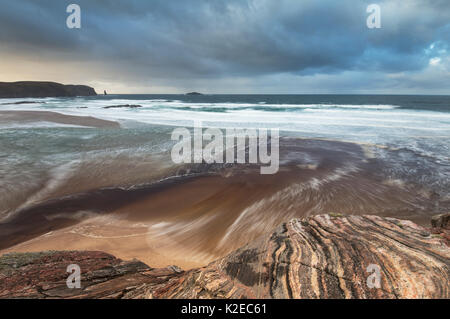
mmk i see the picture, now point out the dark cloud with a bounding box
[0,0,449,93]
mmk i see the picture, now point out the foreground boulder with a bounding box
[154,215,449,299]
[0,81,96,98]
[431,213,450,245]
[0,251,183,299]
[0,215,448,299]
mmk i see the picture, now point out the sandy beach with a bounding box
[0,110,120,128]
[1,116,446,268]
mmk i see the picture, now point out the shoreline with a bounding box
[0,108,448,269]
[0,110,120,128]
[1,137,447,268]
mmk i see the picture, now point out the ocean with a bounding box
[1,94,449,160]
[0,94,449,263]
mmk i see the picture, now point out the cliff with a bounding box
[0,81,97,98]
[0,214,448,299]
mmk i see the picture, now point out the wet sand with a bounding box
[0,110,120,128]
[0,138,446,269]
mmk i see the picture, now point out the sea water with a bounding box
[0,94,449,219]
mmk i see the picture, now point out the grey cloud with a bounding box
[0,0,448,93]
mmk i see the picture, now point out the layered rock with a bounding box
[153,215,449,299]
[0,215,448,299]
[0,251,183,299]
[430,213,450,245]
[0,81,96,98]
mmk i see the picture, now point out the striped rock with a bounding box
[1,215,448,299]
[152,215,449,299]
[0,251,184,299]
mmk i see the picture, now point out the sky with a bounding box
[0,0,449,94]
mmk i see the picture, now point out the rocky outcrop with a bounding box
[0,101,41,105]
[0,81,96,98]
[153,215,449,299]
[103,104,142,109]
[1,215,448,299]
[186,92,203,95]
[430,213,450,246]
[0,251,183,299]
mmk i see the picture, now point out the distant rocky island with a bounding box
[0,81,97,98]
[186,92,203,96]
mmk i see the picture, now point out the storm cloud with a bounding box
[0,0,449,93]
